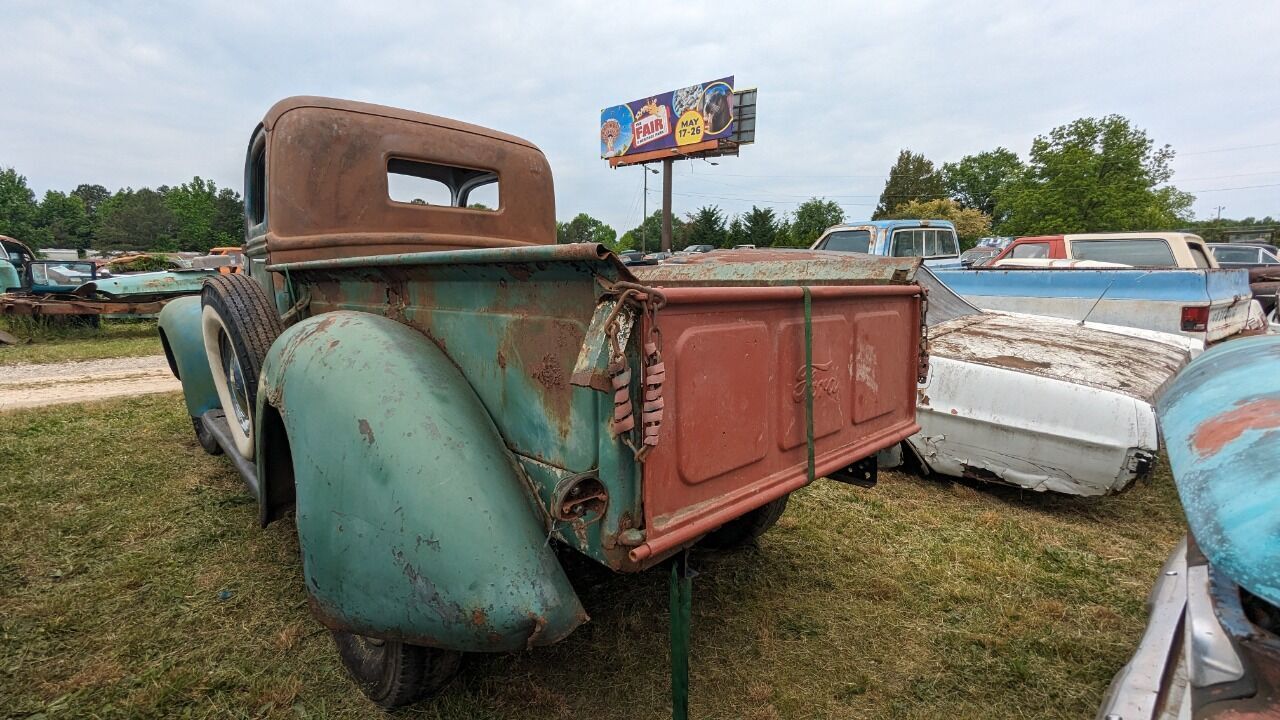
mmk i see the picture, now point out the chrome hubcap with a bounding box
[219,332,252,435]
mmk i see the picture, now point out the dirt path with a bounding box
[0,355,182,412]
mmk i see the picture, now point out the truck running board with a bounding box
[199,409,261,499]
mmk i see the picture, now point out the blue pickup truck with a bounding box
[813,220,1255,345]
[931,266,1254,345]
[811,220,962,268]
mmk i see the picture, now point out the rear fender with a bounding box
[157,296,220,417]
[256,311,586,652]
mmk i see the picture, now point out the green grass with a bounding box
[0,318,161,365]
[0,393,1186,719]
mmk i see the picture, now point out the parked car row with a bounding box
[808,220,1258,498]
[618,243,760,266]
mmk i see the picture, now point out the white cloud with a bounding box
[0,0,1276,231]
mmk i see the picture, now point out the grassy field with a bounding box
[0,393,1186,719]
[0,318,162,366]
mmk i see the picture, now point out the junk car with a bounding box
[158,96,927,706]
[1098,335,1280,718]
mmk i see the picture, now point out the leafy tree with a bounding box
[71,183,111,219]
[1184,216,1279,242]
[38,191,92,251]
[165,177,218,252]
[997,115,1194,234]
[212,187,245,247]
[0,167,47,246]
[942,148,1022,226]
[741,205,781,247]
[885,198,993,249]
[556,212,619,249]
[684,205,728,248]
[873,150,945,219]
[96,188,178,252]
[621,211,685,253]
[165,176,244,252]
[726,215,746,247]
[786,198,845,247]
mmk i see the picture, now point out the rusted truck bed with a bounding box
[270,245,923,571]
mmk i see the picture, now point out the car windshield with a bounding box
[34,261,95,285]
[1072,239,1177,267]
[820,230,871,253]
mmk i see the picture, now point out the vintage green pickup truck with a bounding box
[158,96,927,707]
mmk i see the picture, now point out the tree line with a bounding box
[561,114,1275,253]
[3,114,1272,257]
[0,168,244,254]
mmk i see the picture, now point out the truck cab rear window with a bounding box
[1072,239,1176,267]
[891,229,957,258]
[387,158,500,210]
[819,229,871,253]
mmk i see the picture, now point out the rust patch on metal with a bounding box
[503,263,534,281]
[497,350,507,369]
[358,418,375,445]
[471,608,487,627]
[531,354,564,389]
[1193,398,1280,457]
[981,354,1052,371]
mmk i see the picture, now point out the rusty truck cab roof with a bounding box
[248,96,556,265]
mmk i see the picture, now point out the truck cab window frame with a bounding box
[818,229,872,253]
[1071,238,1178,267]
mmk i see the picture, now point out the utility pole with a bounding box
[661,158,674,252]
[642,169,649,253]
[641,166,659,253]
[1214,205,1226,220]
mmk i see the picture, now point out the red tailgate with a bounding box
[628,284,922,562]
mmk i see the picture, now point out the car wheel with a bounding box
[192,416,223,455]
[200,274,283,459]
[331,630,462,708]
[699,494,790,550]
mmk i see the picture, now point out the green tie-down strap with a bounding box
[802,286,815,484]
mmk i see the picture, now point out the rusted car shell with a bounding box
[1099,336,1280,719]
[167,95,928,659]
[908,271,1190,496]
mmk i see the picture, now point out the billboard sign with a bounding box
[600,76,735,160]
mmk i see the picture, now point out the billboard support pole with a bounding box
[642,170,649,253]
[661,158,673,252]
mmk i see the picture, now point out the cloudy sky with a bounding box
[2,0,1278,236]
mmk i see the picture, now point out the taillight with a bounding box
[1182,306,1209,332]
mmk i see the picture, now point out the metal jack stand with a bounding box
[670,549,696,720]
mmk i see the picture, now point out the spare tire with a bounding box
[201,274,284,459]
